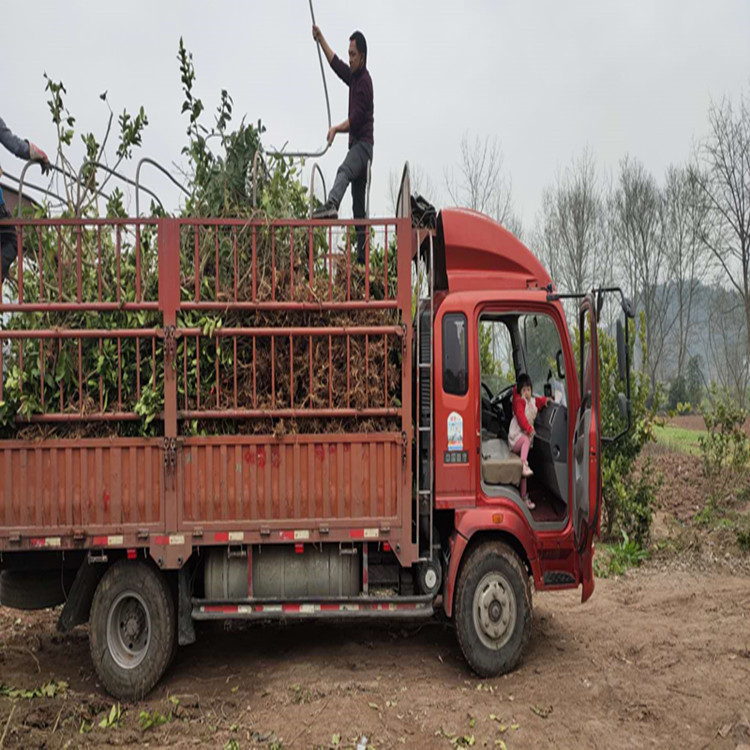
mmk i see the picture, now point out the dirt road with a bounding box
[1,568,749,749]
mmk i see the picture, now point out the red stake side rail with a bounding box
[0,216,416,567]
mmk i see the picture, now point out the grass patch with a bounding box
[654,424,703,455]
[594,532,649,578]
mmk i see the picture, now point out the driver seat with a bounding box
[481,438,523,486]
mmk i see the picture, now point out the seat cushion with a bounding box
[481,438,523,486]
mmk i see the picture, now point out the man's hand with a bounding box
[28,142,50,175]
[312,24,322,42]
[326,126,337,145]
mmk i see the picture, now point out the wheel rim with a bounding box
[106,591,151,669]
[472,572,517,651]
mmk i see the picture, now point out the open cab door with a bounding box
[573,293,601,603]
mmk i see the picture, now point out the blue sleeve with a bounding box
[0,117,31,160]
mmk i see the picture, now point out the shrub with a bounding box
[598,313,659,546]
[699,392,750,489]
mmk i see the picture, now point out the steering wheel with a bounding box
[481,381,495,401]
[492,383,514,407]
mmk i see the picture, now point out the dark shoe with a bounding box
[312,201,338,219]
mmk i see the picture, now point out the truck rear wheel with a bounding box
[0,569,75,610]
[454,541,532,677]
[89,560,175,700]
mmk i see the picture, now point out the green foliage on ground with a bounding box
[593,530,649,578]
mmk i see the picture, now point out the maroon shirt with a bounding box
[330,54,374,147]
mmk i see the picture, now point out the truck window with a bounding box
[479,319,514,393]
[443,313,468,395]
[521,314,565,402]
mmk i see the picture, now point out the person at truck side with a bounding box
[508,373,548,510]
[0,117,50,283]
[310,24,373,264]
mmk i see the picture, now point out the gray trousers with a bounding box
[329,140,373,263]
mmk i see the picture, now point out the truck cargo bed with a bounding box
[0,216,415,563]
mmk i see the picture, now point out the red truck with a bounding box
[0,166,632,699]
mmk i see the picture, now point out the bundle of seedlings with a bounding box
[0,42,404,439]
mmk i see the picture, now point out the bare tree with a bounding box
[535,148,610,295]
[696,91,750,361]
[704,286,750,408]
[387,163,437,215]
[444,133,514,225]
[662,164,712,373]
[610,156,674,385]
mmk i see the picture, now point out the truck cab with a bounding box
[407,197,630,676]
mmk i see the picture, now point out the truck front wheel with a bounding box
[89,560,175,700]
[454,541,532,677]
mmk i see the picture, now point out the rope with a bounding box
[267,0,332,159]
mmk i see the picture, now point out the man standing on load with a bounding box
[0,116,50,283]
[311,24,373,263]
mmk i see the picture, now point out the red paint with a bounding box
[214,532,229,543]
[271,446,280,468]
[153,535,169,546]
[315,445,325,461]
[126,548,137,560]
[294,543,304,554]
[256,447,266,468]
[382,542,392,552]
[92,536,108,546]
[349,529,365,539]
[243,450,253,464]
[103,491,110,511]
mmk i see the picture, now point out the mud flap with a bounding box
[580,544,595,603]
[57,560,103,633]
[178,565,196,646]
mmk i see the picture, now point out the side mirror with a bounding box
[618,393,631,421]
[616,320,627,383]
[555,349,565,379]
[621,297,635,319]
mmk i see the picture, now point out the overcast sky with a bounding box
[2,0,749,229]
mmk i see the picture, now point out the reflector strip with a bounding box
[214,531,245,543]
[30,537,61,548]
[92,535,124,547]
[153,534,186,546]
[349,528,379,540]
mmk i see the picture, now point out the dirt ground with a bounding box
[1,568,749,750]
[2,444,750,749]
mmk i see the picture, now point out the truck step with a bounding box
[542,571,576,587]
[192,594,435,621]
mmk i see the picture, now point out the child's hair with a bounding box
[516,373,532,392]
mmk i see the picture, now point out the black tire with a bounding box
[89,561,175,700]
[454,541,532,678]
[0,569,75,610]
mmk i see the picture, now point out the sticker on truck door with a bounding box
[447,411,463,451]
